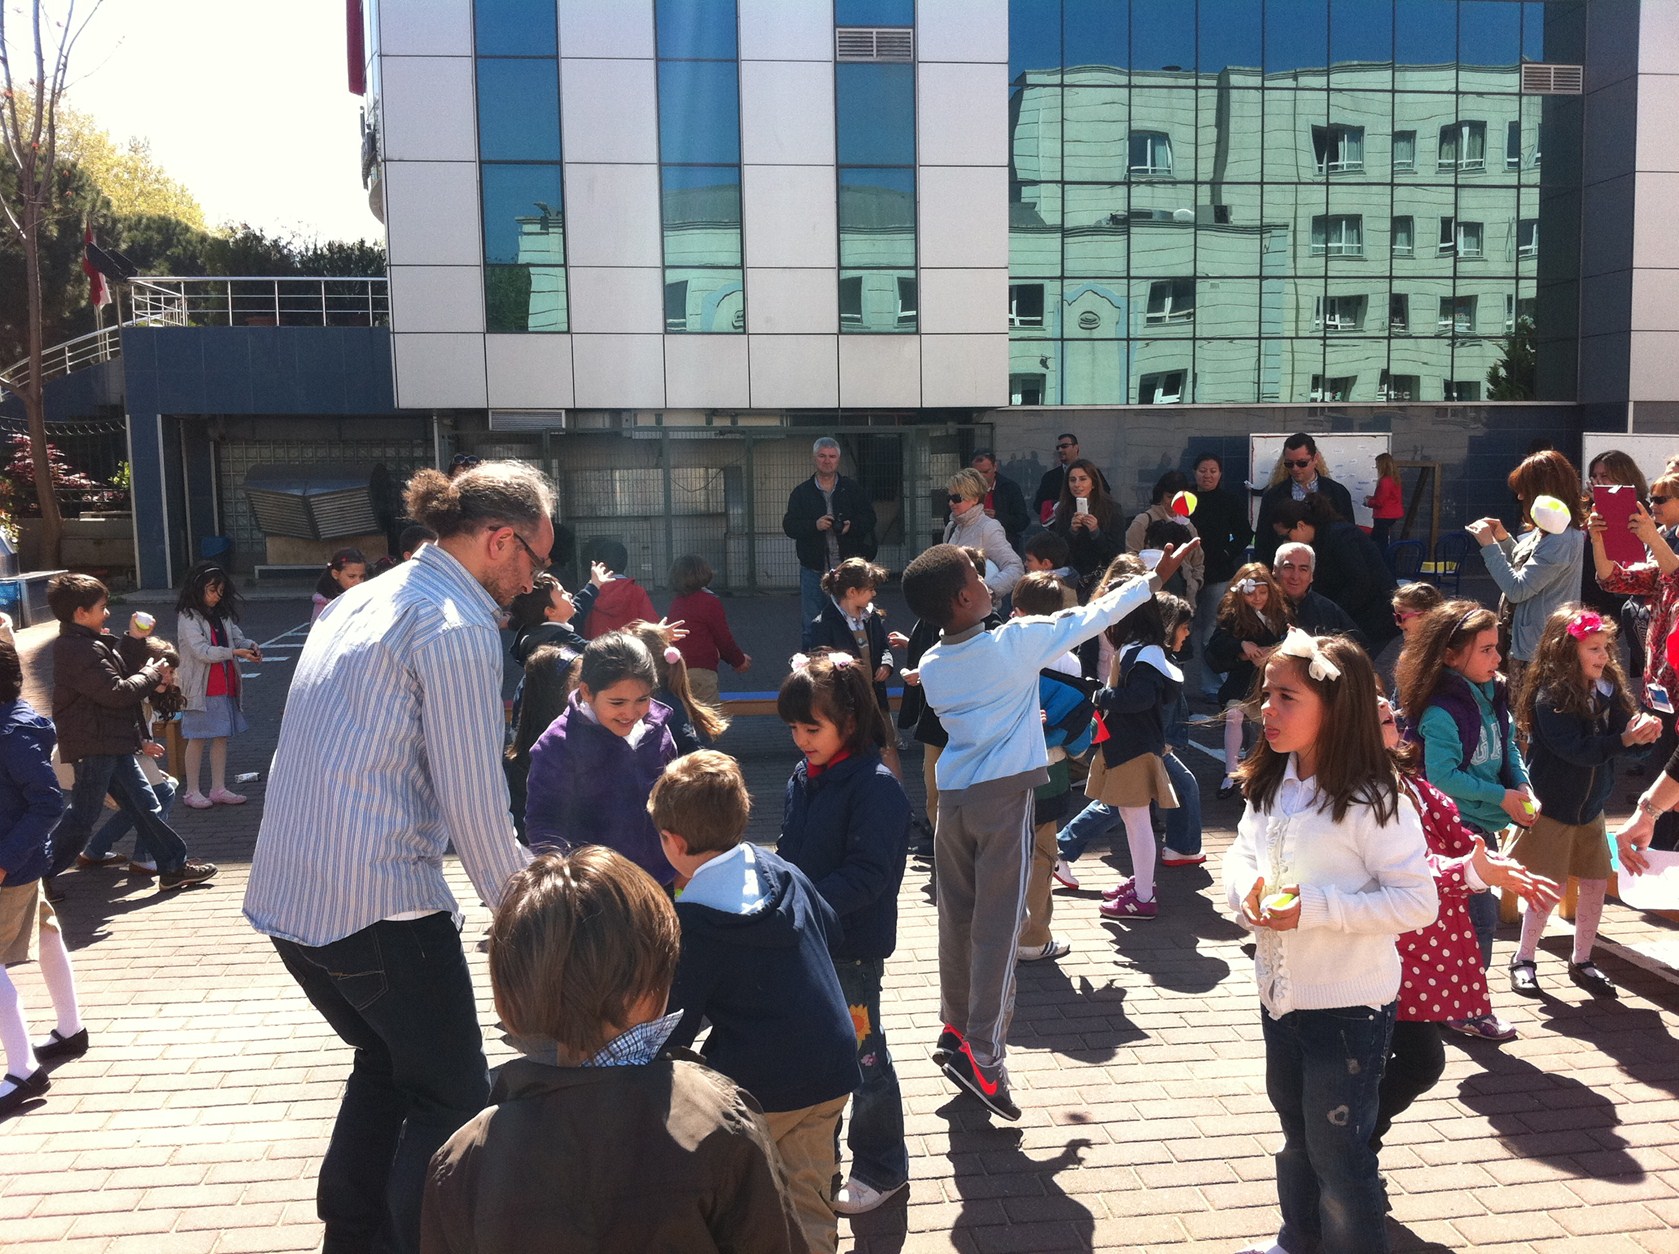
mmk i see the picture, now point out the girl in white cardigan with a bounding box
[174,563,262,807]
[1224,631,1437,1254]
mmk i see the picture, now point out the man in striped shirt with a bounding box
[245,460,553,1254]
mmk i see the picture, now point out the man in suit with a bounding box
[1253,432,1356,567]
[1031,433,1110,523]
[971,449,1030,551]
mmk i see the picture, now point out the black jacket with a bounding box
[777,750,908,962]
[1254,475,1357,566]
[782,475,877,572]
[985,476,1031,549]
[1310,521,1399,650]
[1290,588,1366,647]
[1190,486,1254,583]
[1526,686,1634,826]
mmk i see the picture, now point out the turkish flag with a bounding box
[82,227,109,309]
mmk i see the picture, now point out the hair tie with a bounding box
[1275,627,1342,682]
[830,653,854,668]
[789,652,810,671]
[663,646,682,665]
[1566,610,1604,640]
[1237,577,1258,594]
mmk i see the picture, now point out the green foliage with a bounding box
[0,434,127,517]
[1486,317,1537,402]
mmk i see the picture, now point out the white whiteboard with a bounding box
[1580,435,1679,490]
[1249,433,1392,531]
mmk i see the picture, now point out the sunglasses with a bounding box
[1653,495,1672,506]
[1394,609,1422,624]
[1284,458,1314,470]
[1057,443,1076,450]
[948,493,969,504]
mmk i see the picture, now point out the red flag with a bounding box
[82,227,109,309]
[347,0,366,95]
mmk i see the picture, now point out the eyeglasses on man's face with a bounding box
[1284,458,1314,470]
[511,531,549,573]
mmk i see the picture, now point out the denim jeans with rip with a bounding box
[1261,1002,1396,1254]
[833,957,908,1193]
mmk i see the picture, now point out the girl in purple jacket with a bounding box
[524,631,679,886]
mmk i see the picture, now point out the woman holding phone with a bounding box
[1050,458,1122,591]
[1585,452,1651,687]
[1593,470,1679,850]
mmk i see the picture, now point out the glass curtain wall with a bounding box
[1007,0,1570,405]
[656,0,746,332]
[836,0,918,332]
[474,0,567,332]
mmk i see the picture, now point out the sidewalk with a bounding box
[6,592,1679,1252]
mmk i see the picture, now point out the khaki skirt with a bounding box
[1086,750,1178,810]
[0,880,57,967]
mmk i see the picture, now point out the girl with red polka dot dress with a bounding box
[1372,693,1560,1152]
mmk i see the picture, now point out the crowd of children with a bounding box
[14,445,1679,1254]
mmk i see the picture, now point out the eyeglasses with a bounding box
[1056,442,1076,450]
[511,531,549,573]
[1653,495,1672,506]
[1284,458,1314,470]
[450,453,482,470]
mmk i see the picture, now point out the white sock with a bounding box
[0,966,38,1085]
[1121,805,1156,902]
[1572,879,1608,965]
[36,923,82,1039]
[1223,708,1244,775]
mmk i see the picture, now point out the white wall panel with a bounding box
[746,268,838,334]
[486,334,575,409]
[738,0,831,61]
[392,333,487,408]
[743,165,838,268]
[383,163,482,266]
[1630,332,1679,401]
[749,335,838,407]
[564,164,664,267]
[838,335,920,408]
[1637,73,1679,172]
[918,167,1009,268]
[665,335,751,408]
[558,0,654,59]
[915,0,1008,63]
[919,269,1007,334]
[561,59,659,164]
[741,61,836,165]
[567,267,665,333]
[922,333,1009,407]
[918,63,1008,166]
[389,265,484,334]
[379,0,471,57]
[381,58,477,161]
[572,334,666,407]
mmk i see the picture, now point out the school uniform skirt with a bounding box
[181,695,248,740]
[1086,750,1178,810]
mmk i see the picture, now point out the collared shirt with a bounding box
[584,1010,683,1068]
[244,542,530,948]
[1290,475,1320,501]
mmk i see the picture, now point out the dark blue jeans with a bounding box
[49,752,188,875]
[86,775,177,862]
[834,958,908,1192]
[1161,750,1201,857]
[800,566,824,651]
[272,913,489,1254]
[1262,1002,1396,1254]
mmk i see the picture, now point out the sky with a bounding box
[50,0,379,243]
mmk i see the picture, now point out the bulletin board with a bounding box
[1249,433,1392,530]
[1580,435,1679,489]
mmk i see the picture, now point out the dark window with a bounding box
[481,164,566,266]
[658,61,741,165]
[836,63,916,166]
[476,60,561,162]
[475,0,556,56]
[655,0,737,58]
[1010,283,1046,327]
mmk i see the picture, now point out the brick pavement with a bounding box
[7,591,1679,1251]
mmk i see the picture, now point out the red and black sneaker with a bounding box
[929,1025,964,1069]
[940,1041,1020,1121]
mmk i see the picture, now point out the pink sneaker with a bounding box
[1101,877,1134,901]
[206,788,248,806]
[181,791,213,810]
[1099,883,1157,920]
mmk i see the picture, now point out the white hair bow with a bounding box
[1274,627,1341,682]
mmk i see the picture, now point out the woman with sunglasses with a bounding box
[1049,459,1123,594]
[942,469,1023,607]
[1592,469,1679,849]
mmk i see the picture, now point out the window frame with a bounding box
[1128,129,1173,177]
[1392,129,1416,172]
[1391,215,1414,257]
[1312,124,1366,175]
[1139,369,1186,404]
[1311,213,1364,258]
[1438,119,1487,171]
[1009,282,1046,328]
[1145,278,1196,325]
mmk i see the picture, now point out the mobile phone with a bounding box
[1593,484,1646,567]
[1648,682,1674,715]
[1075,496,1089,516]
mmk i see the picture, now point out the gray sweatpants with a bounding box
[934,771,1039,1070]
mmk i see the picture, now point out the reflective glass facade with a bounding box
[474,0,567,332]
[1007,0,1573,406]
[656,0,745,333]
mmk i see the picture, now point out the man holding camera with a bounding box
[783,436,877,650]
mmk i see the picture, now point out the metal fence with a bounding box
[128,276,390,330]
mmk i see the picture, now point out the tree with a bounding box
[1,0,105,565]
[54,103,204,226]
[1486,316,1537,402]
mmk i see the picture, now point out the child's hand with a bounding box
[901,667,920,687]
[1467,833,1560,909]
[1501,788,1537,827]
[1261,887,1302,931]
[141,740,166,760]
[888,631,910,650]
[1625,712,1663,746]
[875,664,891,683]
[590,561,612,588]
[234,648,260,663]
[1151,537,1201,586]
[736,653,752,673]
[655,617,689,643]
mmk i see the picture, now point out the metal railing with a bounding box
[0,275,390,392]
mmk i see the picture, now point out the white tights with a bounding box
[1223,707,1245,775]
[1515,877,1607,966]
[0,913,81,1090]
[1120,805,1157,903]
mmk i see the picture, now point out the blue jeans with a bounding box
[1161,750,1201,857]
[834,958,908,1192]
[1466,889,1497,970]
[1262,1002,1396,1254]
[272,913,488,1254]
[85,774,177,862]
[800,566,825,651]
[49,752,188,875]
[1055,798,1119,863]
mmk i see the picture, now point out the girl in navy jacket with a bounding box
[776,650,911,1214]
[0,637,80,1116]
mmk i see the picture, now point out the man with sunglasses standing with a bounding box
[246,459,555,1254]
[1032,432,1110,524]
[1253,432,1356,567]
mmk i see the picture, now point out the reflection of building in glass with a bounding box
[1008,61,1544,406]
[509,207,567,333]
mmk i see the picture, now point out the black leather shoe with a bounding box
[1568,961,1618,999]
[0,1068,49,1117]
[34,1027,88,1063]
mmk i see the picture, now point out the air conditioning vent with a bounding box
[836,27,913,62]
[1521,62,1583,95]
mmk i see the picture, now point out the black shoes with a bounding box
[929,1026,963,1069]
[940,1041,1021,1121]
[35,1027,89,1063]
[1569,961,1618,999]
[159,860,218,890]
[1509,959,1540,996]
[0,1068,49,1117]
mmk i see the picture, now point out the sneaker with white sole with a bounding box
[1445,1013,1517,1042]
[1161,850,1207,867]
[158,860,218,891]
[1016,937,1071,963]
[1051,857,1081,890]
[940,1042,1020,1121]
[832,1177,908,1215]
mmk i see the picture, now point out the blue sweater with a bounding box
[1094,643,1182,768]
[0,699,64,884]
[777,750,908,962]
[1526,684,1635,826]
[668,847,861,1113]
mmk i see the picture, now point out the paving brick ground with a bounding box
[8,586,1679,1252]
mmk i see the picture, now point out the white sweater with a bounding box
[1222,758,1438,1018]
[920,575,1153,792]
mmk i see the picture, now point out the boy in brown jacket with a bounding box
[45,574,215,893]
[421,846,807,1254]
